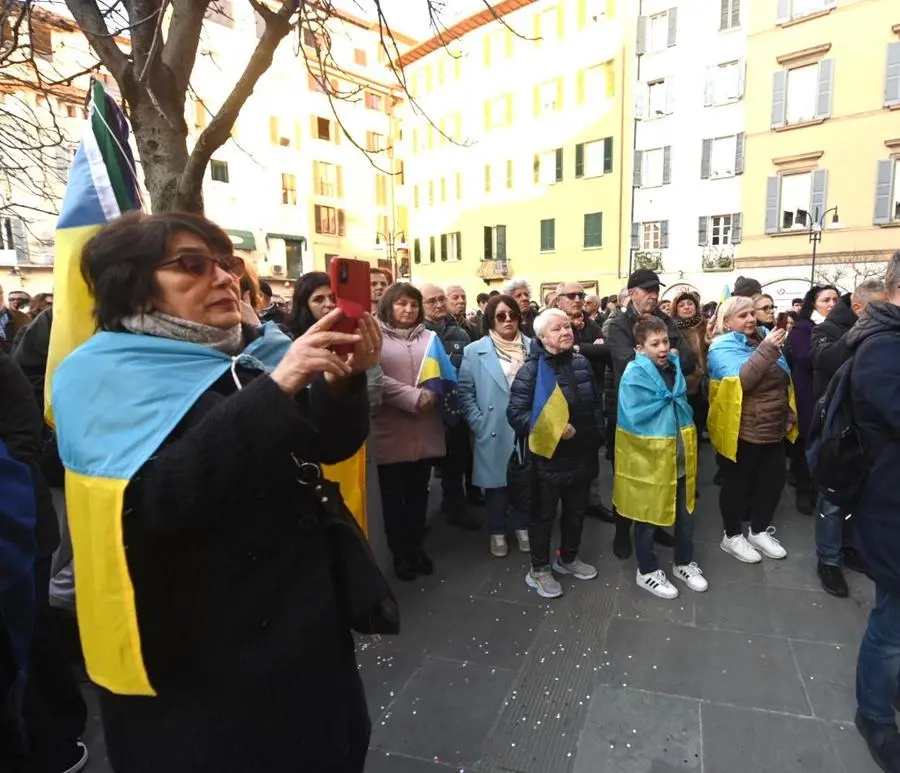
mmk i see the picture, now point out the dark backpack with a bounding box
[806,339,891,510]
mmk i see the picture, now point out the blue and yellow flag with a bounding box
[613,353,697,526]
[720,282,732,307]
[707,331,798,462]
[528,356,569,458]
[45,80,141,423]
[417,331,463,425]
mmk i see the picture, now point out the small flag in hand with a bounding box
[416,331,463,425]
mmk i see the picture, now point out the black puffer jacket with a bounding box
[507,339,604,484]
[811,293,856,401]
[426,316,471,371]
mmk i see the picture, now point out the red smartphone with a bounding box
[329,257,370,356]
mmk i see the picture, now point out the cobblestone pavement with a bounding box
[81,450,879,772]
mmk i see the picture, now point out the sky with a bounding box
[338,0,490,41]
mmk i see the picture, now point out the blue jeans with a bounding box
[857,583,900,725]
[815,494,846,567]
[484,486,528,535]
[634,477,694,574]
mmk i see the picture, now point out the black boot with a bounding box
[613,515,632,559]
[842,546,867,574]
[393,555,418,582]
[817,562,849,598]
[413,550,434,576]
[856,712,900,773]
[587,503,616,523]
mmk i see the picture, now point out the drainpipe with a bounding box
[626,0,643,280]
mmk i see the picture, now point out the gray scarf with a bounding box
[120,311,245,355]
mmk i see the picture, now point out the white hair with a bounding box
[713,296,754,337]
[503,278,531,296]
[533,308,569,340]
[618,287,629,304]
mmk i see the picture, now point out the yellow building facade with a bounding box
[740,0,900,283]
[398,0,633,300]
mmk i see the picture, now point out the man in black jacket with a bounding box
[605,269,698,558]
[420,284,480,528]
[811,280,885,597]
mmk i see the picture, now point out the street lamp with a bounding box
[374,230,408,280]
[808,206,840,284]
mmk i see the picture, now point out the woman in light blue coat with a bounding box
[459,295,531,557]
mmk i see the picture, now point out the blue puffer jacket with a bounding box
[844,301,900,594]
[507,339,604,484]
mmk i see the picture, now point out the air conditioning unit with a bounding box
[272,265,284,275]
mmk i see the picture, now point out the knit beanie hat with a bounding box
[732,276,762,298]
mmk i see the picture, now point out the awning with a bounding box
[266,233,307,246]
[226,230,256,251]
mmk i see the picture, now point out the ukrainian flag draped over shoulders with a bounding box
[707,331,799,462]
[613,353,697,527]
[528,356,569,458]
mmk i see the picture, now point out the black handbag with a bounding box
[292,456,400,637]
[506,438,537,518]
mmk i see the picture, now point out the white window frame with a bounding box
[780,172,812,231]
[583,139,606,178]
[539,79,559,113]
[710,135,737,178]
[317,162,338,197]
[538,149,558,185]
[641,148,664,188]
[490,95,511,127]
[647,12,669,53]
[642,221,662,250]
[892,160,900,223]
[785,63,818,125]
[721,0,740,30]
[710,214,732,245]
[647,79,667,117]
[787,0,833,22]
[712,61,741,105]
[446,231,461,262]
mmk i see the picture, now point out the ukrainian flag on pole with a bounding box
[528,357,569,458]
[44,79,141,423]
[416,331,463,425]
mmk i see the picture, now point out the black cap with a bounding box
[627,268,665,290]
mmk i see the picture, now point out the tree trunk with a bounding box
[129,98,202,214]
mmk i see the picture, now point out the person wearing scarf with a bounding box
[708,296,798,567]
[51,211,394,773]
[672,291,708,436]
[459,294,531,557]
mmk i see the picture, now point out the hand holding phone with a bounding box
[330,258,371,356]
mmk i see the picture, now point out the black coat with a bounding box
[605,304,697,421]
[0,352,58,558]
[507,340,604,484]
[811,294,856,402]
[426,316,471,371]
[574,317,611,389]
[844,302,900,594]
[99,366,372,772]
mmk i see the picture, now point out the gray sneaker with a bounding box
[525,567,563,598]
[552,556,598,580]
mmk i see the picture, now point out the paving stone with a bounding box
[573,686,701,773]
[824,720,884,773]
[355,643,424,722]
[364,750,458,773]
[606,619,810,714]
[767,586,870,645]
[701,704,844,773]
[370,657,515,769]
[693,578,776,635]
[614,565,697,627]
[790,639,858,722]
[763,549,828,592]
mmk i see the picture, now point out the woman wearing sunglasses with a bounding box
[458,294,532,557]
[51,211,394,773]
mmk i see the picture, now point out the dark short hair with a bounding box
[370,267,392,283]
[791,297,803,305]
[288,271,331,337]
[488,290,500,297]
[476,292,489,305]
[482,293,520,335]
[776,311,798,330]
[377,282,424,326]
[258,280,273,299]
[633,314,668,345]
[799,284,838,320]
[81,210,234,331]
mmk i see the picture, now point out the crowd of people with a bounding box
[0,210,898,773]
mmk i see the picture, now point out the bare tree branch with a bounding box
[64,0,131,87]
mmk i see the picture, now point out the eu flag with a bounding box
[416,332,463,425]
[528,357,570,458]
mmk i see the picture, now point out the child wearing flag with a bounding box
[507,309,603,599]
[614,316,707,599]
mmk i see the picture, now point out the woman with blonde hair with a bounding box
[707,296,797,564]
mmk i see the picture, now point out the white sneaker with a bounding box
[747,527,788,559]
[551,556,598,580]
[636,569,679,599]
[720,533,763,563]
[514,529,530,553]
[490,534,508,557]
[526,567,564,598]
[673,562,709,593]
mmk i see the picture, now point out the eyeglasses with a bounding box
[157,252,245,278]
[424,296,447,305]
[494,311,518,322]
[561,292,585,300]
[756,304,775,312]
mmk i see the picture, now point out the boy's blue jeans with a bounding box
[815,494,845,567]
[634,477,694,574]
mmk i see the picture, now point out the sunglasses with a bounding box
[756,304,775,312]
[157,252,245,278]
[562,292,585,300]
[495,311,518,322]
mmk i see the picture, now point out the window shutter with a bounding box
[483,35,491,67]
[414,238,421,263]
[731,212,743,244]
[310,115,318,138]
[809,169,828,220]
[776,0,790,23]
[533,84,541,117]
[633,150,643,187]
[312,160,320,192]
[505,93,513,123]
[10,218,28,262]
[771,70,787,128]
[533,12,542,43]
[429,235,436,262]
[764,176,781,234]
[575,143,584,178]
[719,0,729,30]
[634,88,646,119]
[630,222,640,249]
[662,145,672,185]
[734,132,745,175]
[336,166,343,198]
[815,59,834,119]
[441,233,448,261]
[455,232,462,260]
[731,0,740,27]
[703,67,715,107]
[665,76,675,114]
[700,138,712,180]
[483,100,491,130]
[737,57,746,98]
[874,159,894,225]
[885,42,900,106]
[269,116,279,144]
[483,226,493,259]
[698,216,709,247]
[556,6,565,39]
[605,62,616,98]
[533,153,540,184]
[556,78,564,111]
[636,16,647,55]
[660,219,670,249]
[496,225,507,259]
[337,209,346,236]
[576,69,586,105]
[555,148,563,182]
[607,0,615,17]
[603,137,613,174]
[314,204,322,234]
[578,0,587,27]
[667,8,677,47]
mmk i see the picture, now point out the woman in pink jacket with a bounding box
[372,283,446,581]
